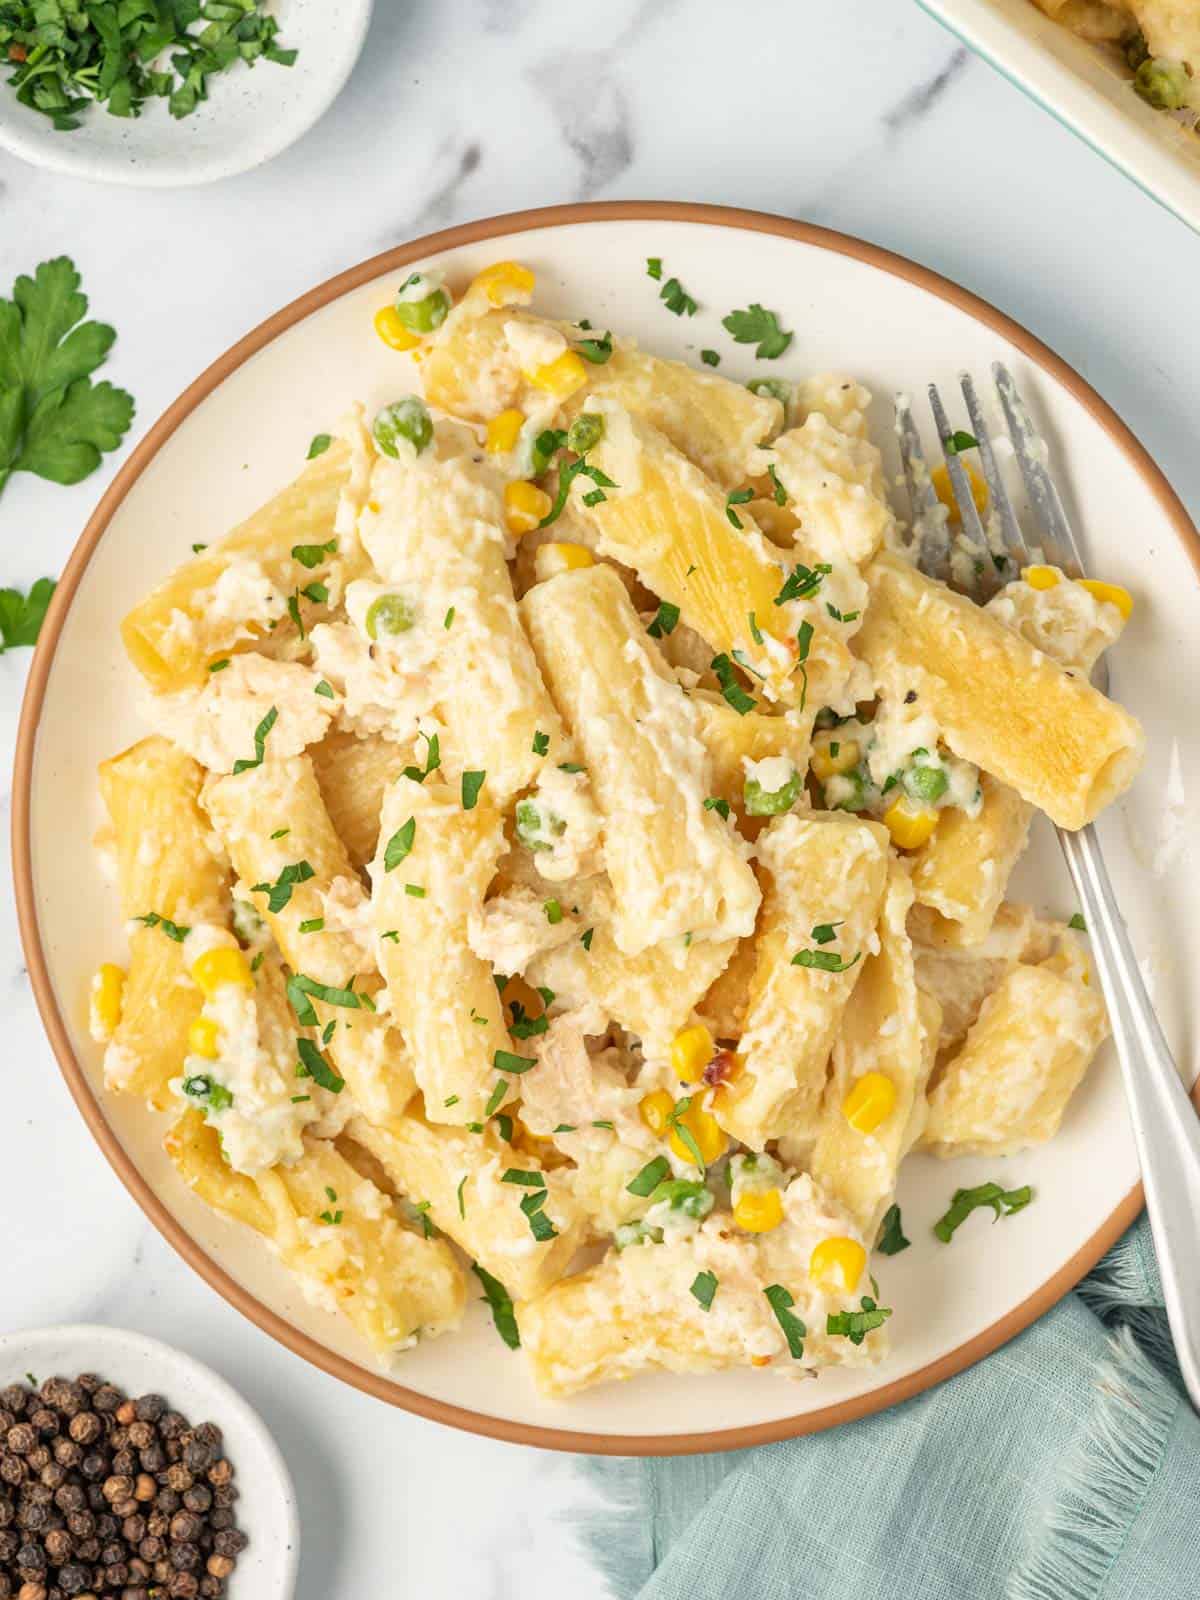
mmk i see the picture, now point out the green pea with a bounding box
[1134,57,1189,110]
[373,397,432,458]
[365,593,416,640]
[567,413,605,455]
[529,428,563,477]
[904,761,948,805]
[744,768,802,816]
[395,287,451,333]
[747,377,793,407]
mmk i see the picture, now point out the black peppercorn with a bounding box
[153,1493,178,1517]
[57,1565,90,1596]
[156,1417,185,1445]
[39,1385,81,1422]
[0,1392,28,1420]
[65,1421,99,1453]
[5,1431,35,1461]
[89,1393,120,1420]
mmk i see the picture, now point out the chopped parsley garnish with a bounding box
[314,679,335,698]
[472,1262,520,1349]
[306,434,332,459]
[558,761,584,774]
[826,603,860,623]
[592,1119,614,1130]
[269,827,289,840]
[580,927,594,951]
[457,1175,468,1218]
[251,858,315,914]
[826,1295,892,1345]
[380,929,398,943]
[660,277,698,317]
[1068,913,1086,931]
[795,618,814,712]
[484,1079,508,1120]
[725,486,754,529]
[207,658,229,672]
[627,1156,670,1197]
[934,1182,1033,1243]
[286,973,361,1027]
[775,563,831,605]
[646,257,663,280]
[700,349,720,367]
[943,430,979,455]
[647,601,680,638]
[181,1075,233,1113]
[295,1038,343,1094]
[722,303,792,360]
[494,1114,514,1142]
[133,912,189,943]
[402,731,441,784]
[508,1001,548,1041]
[538,453,616,528]
[298,917,324,934]
[494,1049,537,1076]
[461,770,486,810]
[404,884,426,898]
[876,1204,910,1256]
[521,1190,559,1242]
[666,1095,704,1171]
[763,1284,806,1358]
[710,653,756,716]
[501,1168,545,1188]
[250,950,265,973]
[748,611,764,645]
[791,947,860,974]
[576,330,613,363]
[0,258,133,500]
[690,1271,718,1311]
[383,817,416,871]
[532,730,550,755]
[704,796,730,820]
[767,463,787,506]
[192,543,207,554]
[291,537,336,568]
[443,606,455,629]
[321,1019,336,1044]
[290,1094,310,1104]
[232,706,278,774]
[553,1123,576,1134]
[444,1095,459,1108]
[413,1199,433,1238]
[544,899,563,925]
[810,920,843,945]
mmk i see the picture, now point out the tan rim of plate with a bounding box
[13,202,1200,1456]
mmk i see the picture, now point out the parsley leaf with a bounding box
[232,706,277,775]
[461,770,486,810]
[827,1295,892,1345]
[934,1182,1033,1243]
[943,430,979,455]
[252,859,314,915]
[726,486,754,529]
[383,817,416,871]
[690,1270,718,1311]
[532,730,549,756]
[402,730,441,784]
[703,796,730,820]
[291,537,336,569]
[876,1204,910,1256]
[472,1262,520,1349]
[660,277,698,317]
[306,433,332,459]
[763,1284,806,1358]
[286,973,362,1027]
[576,330,613,363]
[646,257,663,280]
[1068,913,1086,931]
[646,601,680,638]
[767,463,787,506]
[700,349,720,367]
[710,653,756,715]
[0,258,135,499]
[626,1156,670,1197]
[133,912,189,943]
[544,898,563,925]
[721,302,793,360]
[0,577,55,652]
[775,563,831,605]
[494,1049,537,1075]
[791,947,861,973]
[295,1038,344,1094]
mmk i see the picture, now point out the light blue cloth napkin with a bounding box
[582,1217,1200,1599]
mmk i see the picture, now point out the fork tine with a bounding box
[992,361,1083,575]
[894,392,950,581]
[927,382,990,551]
[960,371,1029,574]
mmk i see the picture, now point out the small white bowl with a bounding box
[0,0,373,187]
[0,1325,299,1597]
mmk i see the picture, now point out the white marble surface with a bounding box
[2,1,1199,1594]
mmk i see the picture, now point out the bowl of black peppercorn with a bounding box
[0,1327,298,1600]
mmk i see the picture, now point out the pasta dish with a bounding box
[88,258,1141,1397]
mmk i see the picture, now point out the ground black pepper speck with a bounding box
[0,1377,245,1599]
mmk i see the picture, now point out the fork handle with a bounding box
[1059,822,1200,1411]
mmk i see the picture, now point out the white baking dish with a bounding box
[919,0,1200,234]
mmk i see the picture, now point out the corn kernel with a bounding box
[809,1236,867,1293]
[842,1070,898,1134]
[639,1089,675,1136]
[486,409,525,455]
[669,1100,727,1166]
[883,793,940,851]
[470,260,536,307]
[89,963,126,1042]
[374,305,421,352]
[190,946,253,999]
[932,461,988,519]
[525,350,588,400]
[810,735,860,783]
[534,542,595,582]
[733,1188,785,1233]
[188,1017,220,1059]
[1021,564,1061,591]
[504,480,552,535]
[750,1354,772,1367]
[1077,578,1133,620]
[670,1023,715,1084]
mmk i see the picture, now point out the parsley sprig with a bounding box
[722,303,792,359]
[934,1182,1033,1243]
[0,578,55,652]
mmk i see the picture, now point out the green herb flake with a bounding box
[232,706,278,774]
[660,277,698,317]
[295,1038,344,1094]
[791,947,861,974]
[943,430,979,455]
[380,929,399,943]
[722,303,792,360]
[252,858,315,914]
[666,1096,705,1171]
[383,817,416,871]
[934,1182,1034,1243]
[763,1283,807,1358]
[775,563,831,605]
[767,463,787,506]
[703,796,731,820]
[457,1175,468,1219]
[826,1295,892,1345]
[553,1123,577,1134]
[646,257,663,280]
[291,537,336,568]
[461,770,486,810]
[133,912,190,943]
[1068,913,1086,931]
[191,543,207,553]
[810,920,843,945]
[576,330,613,363]
[748,611,764,645]
[876,1204,910,1256]
[472,1262,520,1349]
[494,1049,538,1076]
[532,730,550,756]
[690,1270,718,1311]
[484,1078,508,1118]
[494,1114,514,1143]
[501,1168,546,1188]
[0,576,55,654]
[543,899,564,925]
[581,927,594,951]
[443,606,455,629]
[647,601,680,639]
[404,884,426,898]
[298,917,324,934]
[306,433,332,459]
[710,653,756,716]
[403,731,442,785]
[627,1156,670,1197]
[700,349,720,367]
[286,972,361,1027]
[725,486,754,529]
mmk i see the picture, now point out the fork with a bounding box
[897,364,1200,1412]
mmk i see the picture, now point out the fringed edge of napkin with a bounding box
[1007,1325,1180,1600]
[570,1457,656,1599]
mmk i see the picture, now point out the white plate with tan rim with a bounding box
[13,202,1200,1455]
[0,1325,298,1595]
[0,0,372,188]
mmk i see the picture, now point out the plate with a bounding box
[0,0,372,188]
[13,202,1200,1454]
[920,0,1200,236]
[0,1324,299,1596]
